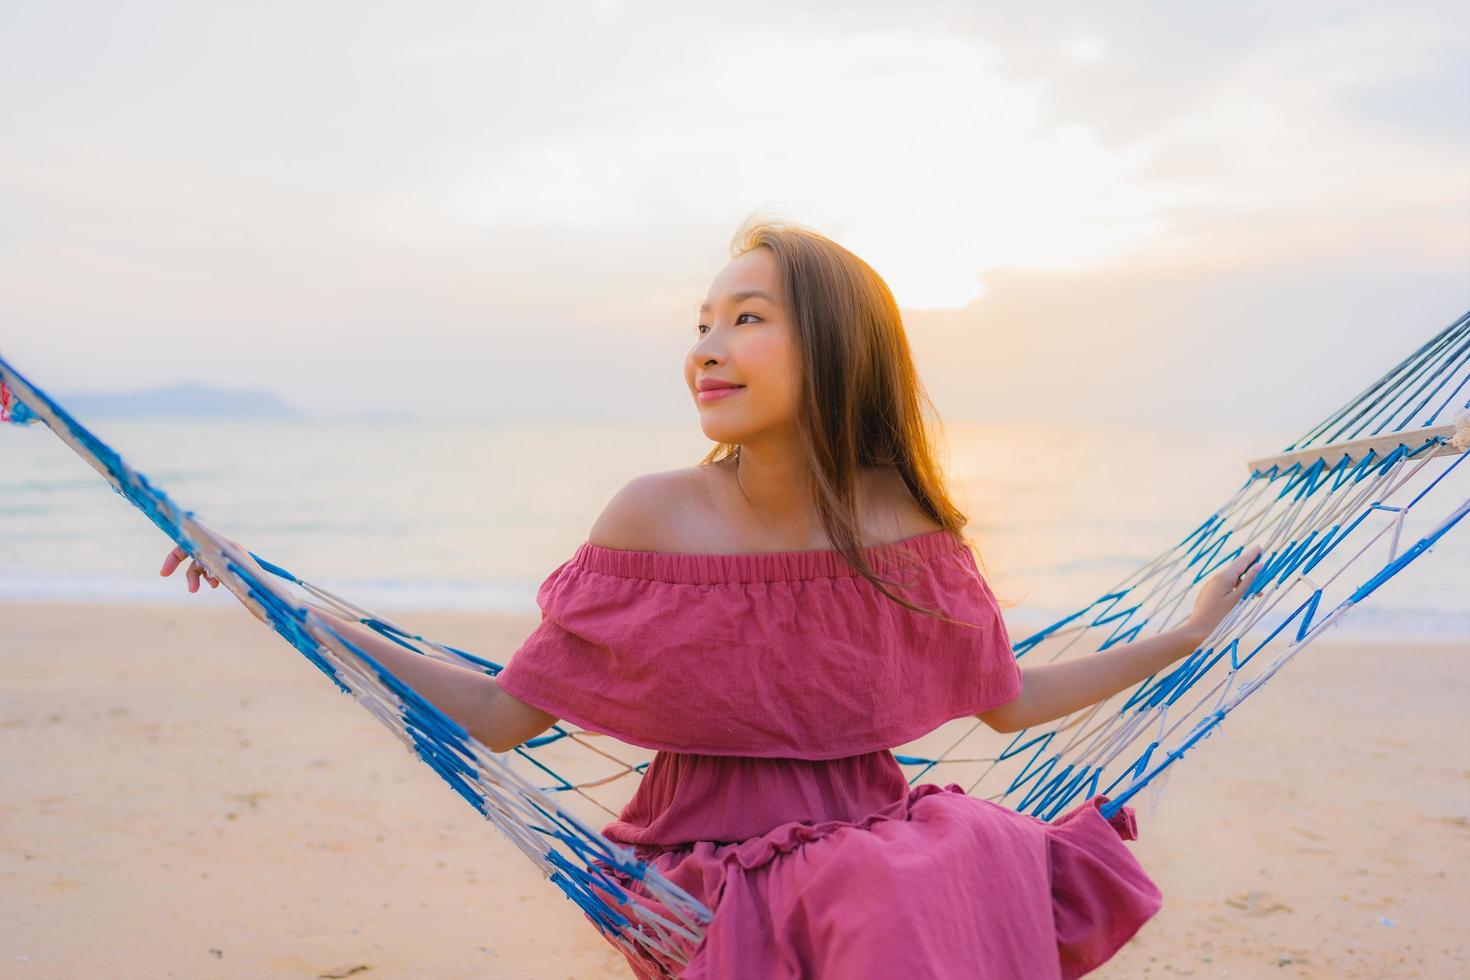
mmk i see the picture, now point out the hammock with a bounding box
[2,311,1467,974]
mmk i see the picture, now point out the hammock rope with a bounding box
[3,309,1467,974]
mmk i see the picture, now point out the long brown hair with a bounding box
[700,213,1010,628]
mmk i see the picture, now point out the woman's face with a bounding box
[686,248,802,447]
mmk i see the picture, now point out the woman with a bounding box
[163,217,1262,978]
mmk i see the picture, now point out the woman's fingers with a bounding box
[164,550,220,592]
[1229,545,1263,586]
[160,545,189,576]
[161,543,224,591]
[1204,545,1264,602]
[1222,548,1265,609]
[192,561,220,591]
[1189,545,1269,637]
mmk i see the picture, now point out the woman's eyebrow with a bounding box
[698,289,774,313]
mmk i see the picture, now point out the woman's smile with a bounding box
[697,385,745,403]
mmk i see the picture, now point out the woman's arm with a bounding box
[159,539,558,752]
[977,624,1206,733]
[978,543,1264,734]
[159,537,561,752]
[302,603,559,753]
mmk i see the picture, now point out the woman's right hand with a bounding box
[160,543,220,593]
[160,535,286,630]
[159,535,263,593]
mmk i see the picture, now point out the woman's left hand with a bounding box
[1184,544,1265,642]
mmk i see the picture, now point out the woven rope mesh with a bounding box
[2,310,1465,972]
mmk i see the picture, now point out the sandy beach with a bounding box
[2,600,1465,978]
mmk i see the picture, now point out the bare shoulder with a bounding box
[586,461,942,552]
[585,466,704,552]
[864,466,945,540]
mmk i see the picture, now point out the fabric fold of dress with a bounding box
[496,529,1163,978]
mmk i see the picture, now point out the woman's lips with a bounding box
[697,385,745,403]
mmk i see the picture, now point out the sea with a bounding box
[1,415,1466,643]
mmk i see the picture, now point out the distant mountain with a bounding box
[56,383,303,418]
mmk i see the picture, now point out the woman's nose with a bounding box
[691,335,725,365]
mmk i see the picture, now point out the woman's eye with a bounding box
[696,313,758,335]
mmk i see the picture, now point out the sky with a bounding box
[1,1,1467,430]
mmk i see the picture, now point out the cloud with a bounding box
[0,1,1465,426]
[441,32,1183,309]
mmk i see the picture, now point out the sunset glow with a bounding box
[1,3,1464,427]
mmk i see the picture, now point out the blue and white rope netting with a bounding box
[2,309,1466,973]
[897,311,1469,821]
[0,356,712,973]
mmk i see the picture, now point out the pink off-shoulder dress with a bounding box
[495,528,1163,979]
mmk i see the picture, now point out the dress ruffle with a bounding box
[495,529,1023,760]
[603,750,912,849]
[596,789,1162,979]
[1046,796,1162,979]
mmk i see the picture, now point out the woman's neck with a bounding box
[720,437,877,549]
[732,442,810,517]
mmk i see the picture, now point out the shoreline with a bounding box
[2,600,1466,977]
[4,589,1465,644]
